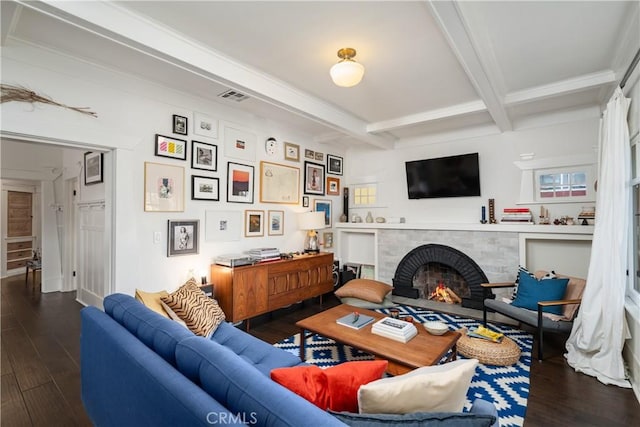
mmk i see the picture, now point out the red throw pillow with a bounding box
[271,360,388,412]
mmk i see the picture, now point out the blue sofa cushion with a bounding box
[81,306,244,426]
[211,322,305,376]
[329,411,496,427]
[104,293,193,365]
[176,336,346,427]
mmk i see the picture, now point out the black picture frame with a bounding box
[304,161,325,195]
[191,140,217,171]
[327,154,343,176]
[167,220,199,257]
[173,114,188,135]
[84,152,103,185]
[191,175,220,201]
[155,134,187,160]
[226,162,255,204]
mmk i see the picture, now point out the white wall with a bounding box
[1,41,345,295]
[344,119,600,224]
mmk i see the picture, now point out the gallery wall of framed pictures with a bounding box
[146,112,346,256]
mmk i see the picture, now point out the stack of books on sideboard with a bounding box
[500,208,533,224]
[371,317,418,343]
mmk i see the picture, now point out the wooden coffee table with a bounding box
[296,304,461,375]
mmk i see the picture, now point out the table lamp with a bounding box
[298,211,326,253]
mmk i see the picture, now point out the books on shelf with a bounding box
[336,312,375,330]
[371,317,418,343]
[501,208,533,224]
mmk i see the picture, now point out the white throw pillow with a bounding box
[357,358,479,414]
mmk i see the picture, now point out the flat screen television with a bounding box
[405,153,481,199]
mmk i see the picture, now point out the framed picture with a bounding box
[315,152,324,161]
[155,134,187,160]
[304,149,315,159]
[144,162,184,212]
[84,152,103,185]
[227,162,254,203]
[284,142,300,161]
[244,210,264,237]
[268,210,284,236]
[302,196,309,208]
[314,198,332,228]
[193,112,218,139]
[304,161,325,195]
[260,161,300,204]
[361,264,375,279]
[327,154,344,175]
[224,125,256,162]
[192,175,220,201]
[167,220,199,257]
[323,232,334,249]
[205,210,241,242]
[191,141,217,171]
[173,115,188,135]
[327,176,340,196]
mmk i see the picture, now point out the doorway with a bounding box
[0,138,111,305]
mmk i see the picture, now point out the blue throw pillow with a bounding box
[512,271,569,315]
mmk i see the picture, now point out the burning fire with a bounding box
[428,282,462,304]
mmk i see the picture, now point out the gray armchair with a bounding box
[482,271,584,361]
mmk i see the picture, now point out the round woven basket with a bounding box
[457,327,521,366]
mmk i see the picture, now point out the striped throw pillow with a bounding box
[161,278,226,337]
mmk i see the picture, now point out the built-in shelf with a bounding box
[335,222,594,235]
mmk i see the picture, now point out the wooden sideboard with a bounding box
[210,252,334,323]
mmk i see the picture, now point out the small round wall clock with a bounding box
[265,137,279,156]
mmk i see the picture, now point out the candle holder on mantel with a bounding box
[488,199,497,224]
[480,205,488,224]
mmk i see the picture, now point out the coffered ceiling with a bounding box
[1,1,638,149]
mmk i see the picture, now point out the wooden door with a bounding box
[7,191,32,237]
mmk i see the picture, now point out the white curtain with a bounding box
[565,87,631,388]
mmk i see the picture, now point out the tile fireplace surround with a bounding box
[335,223,594,300]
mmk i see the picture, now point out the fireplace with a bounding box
[392,244,490,309]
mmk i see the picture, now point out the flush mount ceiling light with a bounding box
[329,48,365,87]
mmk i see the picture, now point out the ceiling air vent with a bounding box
[217,89,250,102]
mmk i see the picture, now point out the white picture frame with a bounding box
[224,125,256,162]
[193,112,218,139]
[205,210,242,242]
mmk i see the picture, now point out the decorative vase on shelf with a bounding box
[365,212,374,223]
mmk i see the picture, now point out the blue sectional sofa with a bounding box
[81,293,499,426]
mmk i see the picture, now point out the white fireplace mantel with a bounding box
[335,222,593,283]
[335,222,594,235]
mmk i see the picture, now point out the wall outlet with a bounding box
[153,231,161,244]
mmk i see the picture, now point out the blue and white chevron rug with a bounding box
[274,304,532,427]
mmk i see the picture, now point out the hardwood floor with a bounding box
[1,274,638,426]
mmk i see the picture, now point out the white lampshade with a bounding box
[330,60,365,87]
[298,211,326,230]
[330,48,365,87]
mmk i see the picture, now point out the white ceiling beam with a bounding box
[427,1,512,132]
[504,70,617,106]
[19,0,395,150]
[367,100,486,134]
[1,2,22,46]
